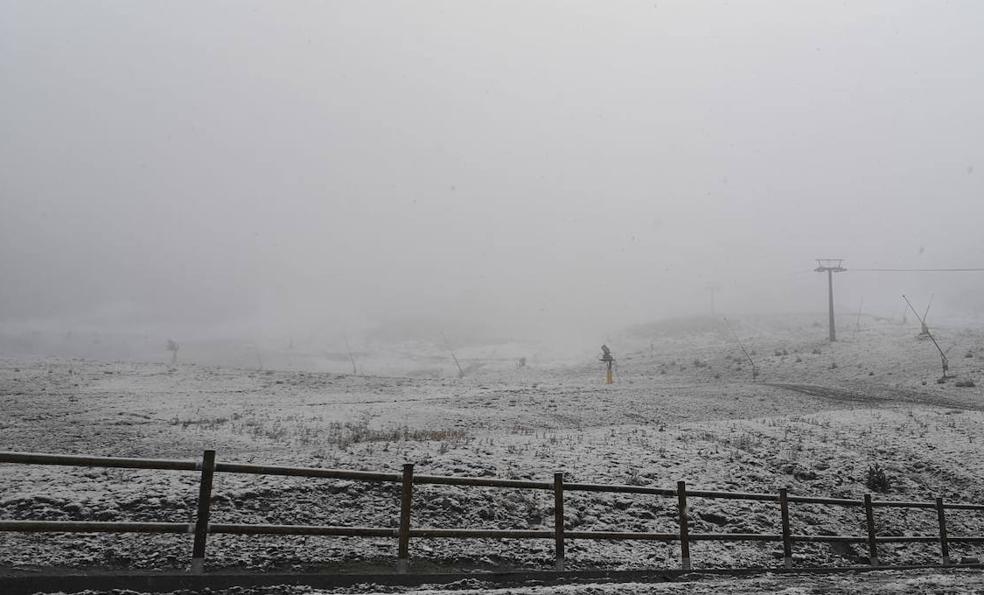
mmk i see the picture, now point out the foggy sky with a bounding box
[3,1,984,346]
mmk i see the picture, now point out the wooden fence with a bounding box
[2,450,984,573]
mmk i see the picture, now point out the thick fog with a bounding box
[2,2,984,361]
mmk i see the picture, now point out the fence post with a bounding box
[677,480,691,570]
[864,494,878,566]
[554,472,565,570]
[191,449,216,574]
[936,497,951,565]
[779,488,793,569]
[397,463,414,573]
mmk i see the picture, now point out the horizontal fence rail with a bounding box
[0,521,194,534]
[2,450,983,573]
[214,462,402,482]
[0,451,199,472]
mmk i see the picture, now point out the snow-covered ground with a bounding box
[2,315,984,591]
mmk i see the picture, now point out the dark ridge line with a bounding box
[766,382,984,412]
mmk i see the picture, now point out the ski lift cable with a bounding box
[850,268,984,272]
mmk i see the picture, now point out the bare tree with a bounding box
[343,333,359,375]
[903,294,949,379]
[442,332,465,378]
[723,318,757,381]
